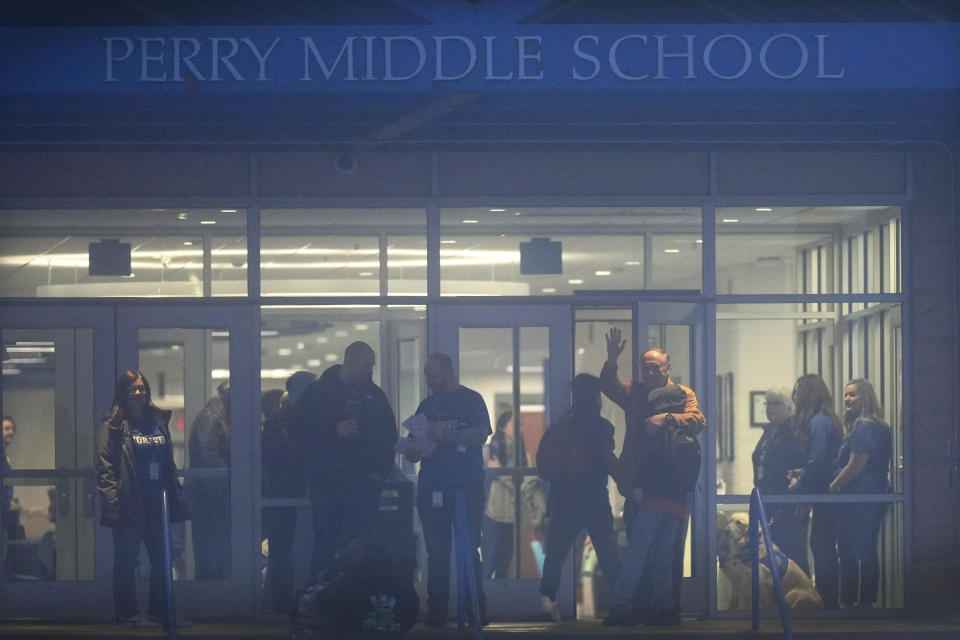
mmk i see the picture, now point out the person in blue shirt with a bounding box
[829,378,892,609]
[400,352,491,628]
[788,373,843,609]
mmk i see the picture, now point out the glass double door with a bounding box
[430,302,707,621]
[0,303,257,620]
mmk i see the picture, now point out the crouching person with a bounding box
[290,529,419,640]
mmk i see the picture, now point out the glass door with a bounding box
[0,306,115,619]
[429,304,572,620]
[573,302,707,619]
[115,303,259,620]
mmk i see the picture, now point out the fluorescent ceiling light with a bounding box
[595,270,611,276]
[664,249,680,253]
[6,346,55,353]
[324,354,338,362]
[568,279,584,285]
[177,213,188,220]
[541,287,556,293]
[260,330,279,336]
[624,261,641,266]
[358,272,374,276]
[200,220,217,225]
[440,240,457,244]
[277,348,293,356]
[696,239,703,243]
[462,219,479,224]
[755,208,773,212]
[220,209,238,213]
[721,218,739,223]
[307,359,321,367]
[183,241,193,246]
[489,208,506,212]
[315,337,328,343]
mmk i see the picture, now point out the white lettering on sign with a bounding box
[101,32,846,85]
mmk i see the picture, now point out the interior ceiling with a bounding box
[1,0,958,147]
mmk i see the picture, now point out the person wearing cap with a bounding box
[262,370,317,612]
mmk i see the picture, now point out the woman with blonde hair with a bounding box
[829,378,892,609]
[788,374,843,608]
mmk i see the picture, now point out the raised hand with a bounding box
[605,327,627,363]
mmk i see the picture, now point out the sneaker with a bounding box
[602,602,632,627]
[119,613,161,628]
[540,595,561,623]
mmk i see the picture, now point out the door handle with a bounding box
[83,470,96,519]
[58,480,71,519]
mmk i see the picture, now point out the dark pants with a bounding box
[310,481,380,579]
[624,497,687,616]
[810,503,839,608]
[189,479,230,580]
[769,504,810,576]
[838,502,885,606]
[263,505,298,612]
[539,489,621,600]
[417,483,486,619]
[111,500,165,619]
[481,516,513,579]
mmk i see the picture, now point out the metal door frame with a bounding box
[115,302,260,620]
[0,304,115,619]
[428,303,573,619]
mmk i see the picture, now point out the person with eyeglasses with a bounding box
[751,387,809,574]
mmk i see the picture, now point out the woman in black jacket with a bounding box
[96,370,189,627]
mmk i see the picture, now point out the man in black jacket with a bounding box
[296,341,398,578]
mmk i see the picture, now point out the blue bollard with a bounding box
[160,489,179,640]
[454,490,484,640]
[749,487,793,640]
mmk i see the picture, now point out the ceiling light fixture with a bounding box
[200,220,217,225]
[721,218,739,223]
[489,208,506,212]
[625,261,641,266]
[568,278,584,285]
[462,219,479,224]
[220,209,238,213]
[595,270,611,276]
[755,208,773,212]
[664,249,680,253]
[541,287,556,293]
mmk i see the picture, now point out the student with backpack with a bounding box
[536,374,622,623]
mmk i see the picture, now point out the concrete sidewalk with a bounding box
[1,618,959,640]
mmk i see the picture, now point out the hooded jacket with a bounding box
[96,408,188,527]
[295,364,398,489]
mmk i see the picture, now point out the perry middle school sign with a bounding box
[2,23,959,94]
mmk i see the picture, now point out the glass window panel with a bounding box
[258,305,423,608]
[2,329,95,581]
[139,328,229,581]
[0,209,247,298]
[715,206,900,295]
[260,209,425,297]
[441,207,700,296]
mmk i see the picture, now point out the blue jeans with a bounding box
[612,506,681,613]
